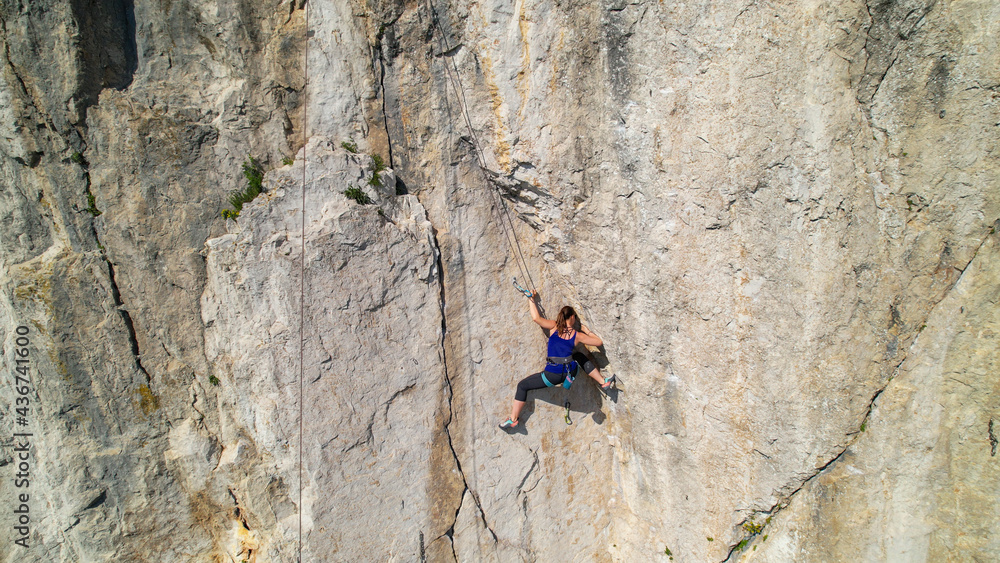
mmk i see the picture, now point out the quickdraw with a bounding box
[512,277,532,298]
[564,401,572,425]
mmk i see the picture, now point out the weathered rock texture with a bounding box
[0,0,997,561]
[201,138,447,561]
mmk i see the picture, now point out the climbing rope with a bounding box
[298,2,310,561]
[426,0,538,296]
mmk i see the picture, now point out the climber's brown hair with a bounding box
[555,306,577,337]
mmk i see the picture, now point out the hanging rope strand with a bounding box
[298,2,310,561]
[485,171,534,291]
[438,47,531,289]
[495,185,537,293]
[428,0,538,296]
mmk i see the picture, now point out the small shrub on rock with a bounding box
[221,156,265,219]
[343,185,372,205]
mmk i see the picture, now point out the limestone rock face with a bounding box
[0,0,998,561]
[201,138,448,560]
[743,229,1000,563]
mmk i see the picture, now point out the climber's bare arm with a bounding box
[528,292,556,330]
[576,325,603,347]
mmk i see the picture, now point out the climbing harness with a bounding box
[540,365,575,390]
[546,356,576,386]
[512,277,532,298]
[564,401,572,425]
[540,354,577,389]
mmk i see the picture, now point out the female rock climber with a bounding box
[499,292,615,430]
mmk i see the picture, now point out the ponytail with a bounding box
[555,306,577,336]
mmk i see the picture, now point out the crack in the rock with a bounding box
[342,417,375,454]
[228,488,252,531]
[444,381,499,549]
[857,0,937,106]
[384,383,415,419]
[63,517,81,533]
[869,53,898,102]
[723,225,997,561]
[68,151,152,386]
[105,259,151,383]
[733,1,759,24]
[190,383,207,422]
[442,488,463,561]
[4,15,150,388]
[373,17,399,170]
[989,419,997,457]
[65,489,107,532]
[76,156,103,218]
[516,450,540,493]
[1,14,84,153]
[0,20,41,120]
[432,228,500,551]
[861,0,877,70]
[227,488,257,562]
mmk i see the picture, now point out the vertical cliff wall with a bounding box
[1,0,997,561]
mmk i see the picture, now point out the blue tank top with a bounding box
[545,330,576,374]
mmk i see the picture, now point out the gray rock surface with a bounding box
[201,138,447,561]
[742,229,1000,563]
[0,0,997,561]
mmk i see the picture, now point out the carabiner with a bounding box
[512,277,532,298]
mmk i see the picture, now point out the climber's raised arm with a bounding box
[528,291,556,330]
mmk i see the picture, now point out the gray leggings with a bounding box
[514,352,595,401]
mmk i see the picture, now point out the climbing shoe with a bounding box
[499,418,518,431]
[601,374,616,389]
